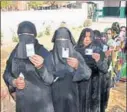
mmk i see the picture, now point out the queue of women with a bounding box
[1,21,126,112]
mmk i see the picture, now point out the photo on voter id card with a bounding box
[85,49,93,55]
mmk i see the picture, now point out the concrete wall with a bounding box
[1,9,88,41]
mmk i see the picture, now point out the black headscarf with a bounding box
[52,27,76,72]
[15,21,37,59]
[17,21,37,37]
[77,28,94,48]
[93,30,105,50]
[76,28,104,69]
[111,22,120,35]
[94,30,101,39]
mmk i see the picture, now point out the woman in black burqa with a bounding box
[94,30,112,112]
[75,28,108,112]
[45,27,91,112]
[3,21,54,112]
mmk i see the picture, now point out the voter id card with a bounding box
[26,44,35,57]
[85,49,93,55]
[19,72,25,79]
[62,47,69,58]
[112,41,116,47]
[103,45,108,52]
[116,41,121,46]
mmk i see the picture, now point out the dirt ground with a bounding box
[1,40,126,112]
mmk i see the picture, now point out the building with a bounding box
[103,0,126,18]
[15,1,28,11]
[78,0,126,18]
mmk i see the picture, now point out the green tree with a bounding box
[1,1,13,9]
[44,1,69,7]
[27,1,45,9]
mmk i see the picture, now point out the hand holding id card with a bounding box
[19,72,25,79]
[85,49,93,55]
[103,45,108,52]
[116,41,121,46]
[62,48,69,58]
[26,44,35,57]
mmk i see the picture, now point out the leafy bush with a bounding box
[60,21,67,27]
[72,27,76,30]
[0,32,3,45]
[78,25,83,29]
[83,19,92,27]
[12,34,19,42]
[37,31,43,38]
[10,28,19,42]
[44,25,51,36]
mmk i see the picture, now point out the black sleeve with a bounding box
[96,58,108,74]
[72,52,92,82]
[37,54,54,85]
[3,47,17,93]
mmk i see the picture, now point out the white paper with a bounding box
[26,44,35,57]
[85,49,93,55]
[53,77,59,82]
[19,72,25,79]
[112,41,116,47]
[116,41,121,46]
[62,48,69,58]
[103,45,108,52]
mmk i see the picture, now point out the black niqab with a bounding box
[52,27,76,72]
[15,34,36,59]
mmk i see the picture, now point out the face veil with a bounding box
[15,34,36,59]
[15,21,37,59]
[52,27,76,71]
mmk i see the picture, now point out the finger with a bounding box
[17,79,24,83]
[68,57,77,61]
[30,56,38,62]
[67,59,77,63]
[92,55,95,58]
[33,54,40,58]
[18,86,25,89]
[67,62,74,67]
[31,54,39,58]
[33,55,44,61]
[30,56,44,65]
[30,56,39,63]
[67,59,72,62]
[17,80,25,84]
[68,61,77,65]
[29,57,35,62]
[67,62,73,67]
[67,57,75,61]
[30,55,41,62]
[16,80,25,84]
[18,81,25,84]
[30,58,38,65]
[18,84,25,87]
[17,85,25,88]
[67,61,74,65]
